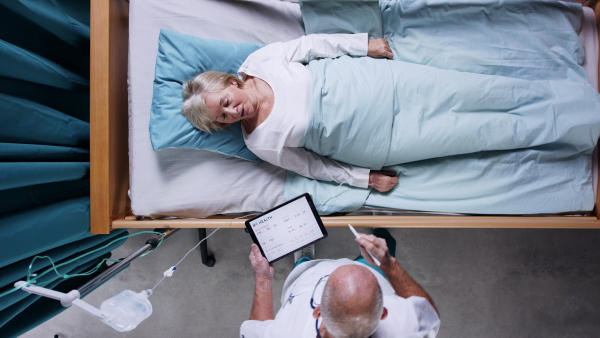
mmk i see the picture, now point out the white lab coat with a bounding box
[239,259,441,338]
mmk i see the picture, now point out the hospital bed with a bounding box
[90,0,600,236]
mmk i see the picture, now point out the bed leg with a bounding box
[198,228,216,267]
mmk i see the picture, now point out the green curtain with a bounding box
[0,0,129,335]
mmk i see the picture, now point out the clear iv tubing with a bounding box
[150,214,256,292]
[25,231,165,285]
[3,215,255,299]
[0,231,166,300]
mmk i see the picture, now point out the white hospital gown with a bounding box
[239,33,370,188]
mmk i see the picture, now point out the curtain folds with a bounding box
[0,0,129,334]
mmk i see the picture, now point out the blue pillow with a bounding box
[149,29,263,162]
[300,0,382,38]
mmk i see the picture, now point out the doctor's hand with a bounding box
[369,171,398,192]
[368,38,394,59]
[355,233,394,269]
[249,244,274,280]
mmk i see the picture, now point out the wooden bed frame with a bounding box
[90,0,600,235]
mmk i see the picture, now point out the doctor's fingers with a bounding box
[357,234,389,255]
[249,244,261,260]
[249,251,270,274]
[359,245,380,266]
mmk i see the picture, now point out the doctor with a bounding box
[240,229,440,338]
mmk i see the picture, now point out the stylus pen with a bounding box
[348,224,381,266]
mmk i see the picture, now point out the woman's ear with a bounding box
[230,80,239,87]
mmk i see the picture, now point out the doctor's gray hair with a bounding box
[320,267,384,338]
[181,71,244,133]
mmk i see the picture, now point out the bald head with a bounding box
[320,265,384,338]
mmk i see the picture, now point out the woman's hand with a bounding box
[369,171,398,192]
[368,38,394,59]
[249,244,274,281]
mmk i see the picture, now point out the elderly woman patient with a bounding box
[183,33,397,192]
[182,33,600,194]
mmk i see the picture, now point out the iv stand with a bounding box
[15,229,180,329]
[78,228,179,295]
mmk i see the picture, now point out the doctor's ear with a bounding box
[381,307,388,320]
[313,306,321,319]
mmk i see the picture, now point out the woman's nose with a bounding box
[224,106,237,115]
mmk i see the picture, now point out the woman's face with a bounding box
[204,81,258,124]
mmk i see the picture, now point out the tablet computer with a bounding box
[245,193,327,263]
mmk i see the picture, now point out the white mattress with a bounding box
[128,1,598,218]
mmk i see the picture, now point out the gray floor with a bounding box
[20,227,600,338]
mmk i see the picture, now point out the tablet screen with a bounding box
[245,194,327,263]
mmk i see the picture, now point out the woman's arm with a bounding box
[281,33,369,64]
[253,146,397,191]
[282,146,370,188]
[281,33,394,64]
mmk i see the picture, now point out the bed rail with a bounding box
[591,0,600,220]
[90,0,130,234]
[112,215,600,229]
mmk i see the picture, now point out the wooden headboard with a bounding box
[90,0,600,234]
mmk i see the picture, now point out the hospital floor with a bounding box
[20,227,600,338]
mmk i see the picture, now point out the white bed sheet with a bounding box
[129,0,598,218]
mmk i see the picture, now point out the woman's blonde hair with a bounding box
[181,71,244,133]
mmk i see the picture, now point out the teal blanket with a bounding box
[287,0,600,214]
